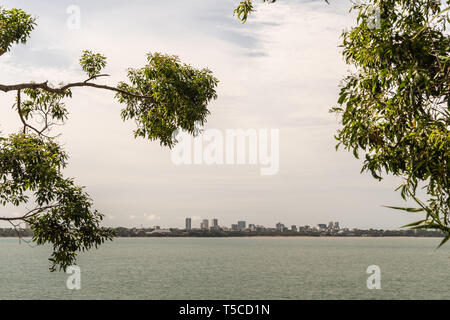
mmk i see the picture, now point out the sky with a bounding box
[0,0,425,229]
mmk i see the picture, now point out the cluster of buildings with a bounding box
[185,218,344,233]
[114,220,444,237]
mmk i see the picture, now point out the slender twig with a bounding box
[16,89,43,135]
[0,205,58,221]
[84,74,110,83]
[411,6,450,40]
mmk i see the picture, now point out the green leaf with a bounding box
[384,206,424,213]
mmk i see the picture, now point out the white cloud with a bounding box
[145,214,161,222]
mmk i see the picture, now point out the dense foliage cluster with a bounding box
[117,53,218,147]
[237,0,449,244]
[331,0,449,244]
[0,6,35,56]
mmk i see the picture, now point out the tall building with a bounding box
[231,224,238,231]
[185,218,192,230]
[201,219,209,230]
[328,221,334,230]
[211,218,219,229]
[291,225,297,232]
[276,222,285,232]
[237,221,246,230]
[334,222,340,230]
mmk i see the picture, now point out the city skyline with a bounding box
[157,217,349,232]
[0,0,425,230]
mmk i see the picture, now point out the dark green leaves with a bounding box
[332,0,449,241]
[384,206,424,213]
[29,178,115,272]
[1,5,220,271]
[234,0,329,23]
[234,0,256,23]
[80,50,107,79]
[0,6,35,56]
[20,88,71,125]
[117,52,219,147]
[0,133,115,271]
[0,134,67,206]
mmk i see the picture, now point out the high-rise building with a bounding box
[291,225,297,232]
[237,221,246,230]
[276,222,285,232]
[201,219,209,230]
[334,222,340,230]
[231,224,238,231]
[185,218,192,230]
[211,219,219,229]
[328,221,334,230]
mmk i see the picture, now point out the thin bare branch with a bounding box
[0,205,58,222]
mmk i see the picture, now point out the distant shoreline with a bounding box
[0,227,444,239]
[0,236,444,240]
[115,235,445,239]
[119,236,445,239]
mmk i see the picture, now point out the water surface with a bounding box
[0,237,449,299]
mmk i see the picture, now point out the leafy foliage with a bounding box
[29,178,115,272]
[19,89,72,133]
[0,134,114,271]
[0,134,67,207]
[0,6,35,56]
[79,50,107,79]
[330,0,449,242]
[0,6,218,270]
[234,0,276,23]
[234,0,329,23]
[117,53,219,147]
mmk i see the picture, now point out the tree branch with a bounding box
[84,74,110,83]
[0,205,58,222]
[16,89,43,135]
[0,81,154,101]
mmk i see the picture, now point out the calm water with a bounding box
[0,237,449,300]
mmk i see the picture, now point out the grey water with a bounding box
[0,237,449,300]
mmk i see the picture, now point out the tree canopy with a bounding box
[235,0,449,244]
[0,6,35,56]
[0,6,218,271]
[331,0,449,244]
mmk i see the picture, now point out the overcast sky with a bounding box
[0,0,424,229]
